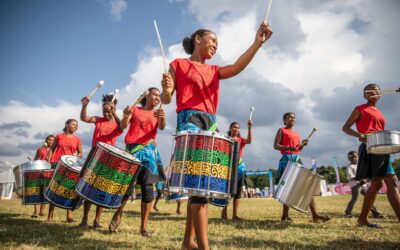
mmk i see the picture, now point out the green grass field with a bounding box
[1,195,399,249]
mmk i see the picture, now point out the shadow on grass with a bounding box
[211,236,400,249]
[0,213,133,248]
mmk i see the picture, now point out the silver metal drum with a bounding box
[15,160,51,196]
[274,162,321,213]
[366,130,400,155]
[13,165,23,196]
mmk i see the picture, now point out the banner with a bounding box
[311,159,317,173]
[268,169,274,195]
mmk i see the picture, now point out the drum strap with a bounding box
[128,139,154,154]
[209,123,218,132]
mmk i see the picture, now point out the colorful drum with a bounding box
[44,156,83,210]
[134,184,157,200]
[165,188,189,203]
[76,142,141,208]
[21,160,52,205]
[168,130,235,199]
[274,162,321,213]
[208,197,229,207]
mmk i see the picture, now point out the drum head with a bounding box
[175,130,235,142]
[21,160,51,172]
[97,142,140,164]
[60,155,84,172]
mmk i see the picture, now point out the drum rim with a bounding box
[60,155,83,173]
[367,130,400,135]
[97,142,141,164]
[20,160,52,172]
[174,130,235,142]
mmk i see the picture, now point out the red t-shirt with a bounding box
[51,133,81,163]
[36,147,48,161]
[279,127,300,154]
[233,136,246,158]
[92,117,123,146]
[171,58,220,114]
[355,104,385,134]
[125,107,158,145]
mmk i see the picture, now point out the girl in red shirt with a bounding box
[46,119,82,223]
[79,94,123,229]
[220,120,252,220]
[274,112,330,222]
[31,135,54,218]
[161,22,273,250]
[108,87,166,237]
[343,83,400,227]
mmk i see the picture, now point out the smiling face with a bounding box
[102,102,115,120]
[65,120,78,134]
[195,32,218,59]
[284,113,296,128]
[363,84,381,102]
[230,123,240,137]
[145,88,161,107]
[348,152,358,164]
[46,136,54,147]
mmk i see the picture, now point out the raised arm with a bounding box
[342,108,366,142]
[243,120,252,144]
[161,68,176,104]
[219,22,273,80]
[80,97,96,123]
[120,106,133,130]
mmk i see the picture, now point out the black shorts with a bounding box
[190,196,208,204]
[141,184,155,203]
[233,177,246,199]
[356,143,389,180]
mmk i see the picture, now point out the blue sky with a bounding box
[1,0,399,170]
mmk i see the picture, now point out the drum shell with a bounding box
[366,130,400,155]
[22,169,53,205]
[44,156,83,210]
[164,187,189,203]
[208,197,229,207]
[274,162,321,213]
[13,165,22,197]
[168,130,235,199]
[75,142,141,209]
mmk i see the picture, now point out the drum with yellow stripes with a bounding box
[44,156,83,210]
[168,130,235,199]
[22,160,53,205]
[76,142,141,208]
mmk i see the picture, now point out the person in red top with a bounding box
[161,21,273,250]
[79,94,123,229]
[46,119,82,223]
[274,112,330,222]
[220,120,252,220]
[343,83,400,227]
[31,135,55,218]
[108,87,166,237]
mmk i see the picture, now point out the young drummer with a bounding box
[273,112,330,222]
[108,87,166,237]
[161,22,272,250]
[31,135,55,218]
[342,83,400,227]
[79,94,123,228]
[46,119,82,223]
[344,151,384,218]
[221,121,252,220]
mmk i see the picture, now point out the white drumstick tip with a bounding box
[98,80,105,87]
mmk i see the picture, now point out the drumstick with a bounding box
[130,90,149,108]
[299,127,318,148]
[87,80,104,98]
[154,20,168,73]
[367,88,400,97]
[249,107,255,120]
[111,89,119,103]
[262,0,273,42]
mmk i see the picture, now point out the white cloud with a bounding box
[110,0,128,21]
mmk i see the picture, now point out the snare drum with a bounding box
[21,160,52,205]
[366,130,400,155]
[168,130,235,199]
[274,162,321,213]
[76,142,141,208]
[44,156,83,210]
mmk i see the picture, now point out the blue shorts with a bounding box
[177,109,217,132]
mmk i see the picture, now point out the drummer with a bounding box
[342,83,400,227]
[79,94,123,229]
[221,120,252,220]
[273,112,330,222]
[31,135,54,218]
[108,87,166,237]
[46,119,82,223]
[161,22,272,250]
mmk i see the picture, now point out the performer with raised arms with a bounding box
[221,120,252,220]
[161,21,272,250]
[46,119,82,223]
[273,112,330,222]
[108,87,166,237]
[342,83,400,227]
[79,94,123,228]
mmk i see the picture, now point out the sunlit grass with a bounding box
[1,195,399,249]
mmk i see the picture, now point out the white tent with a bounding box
[0,165,15,200]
